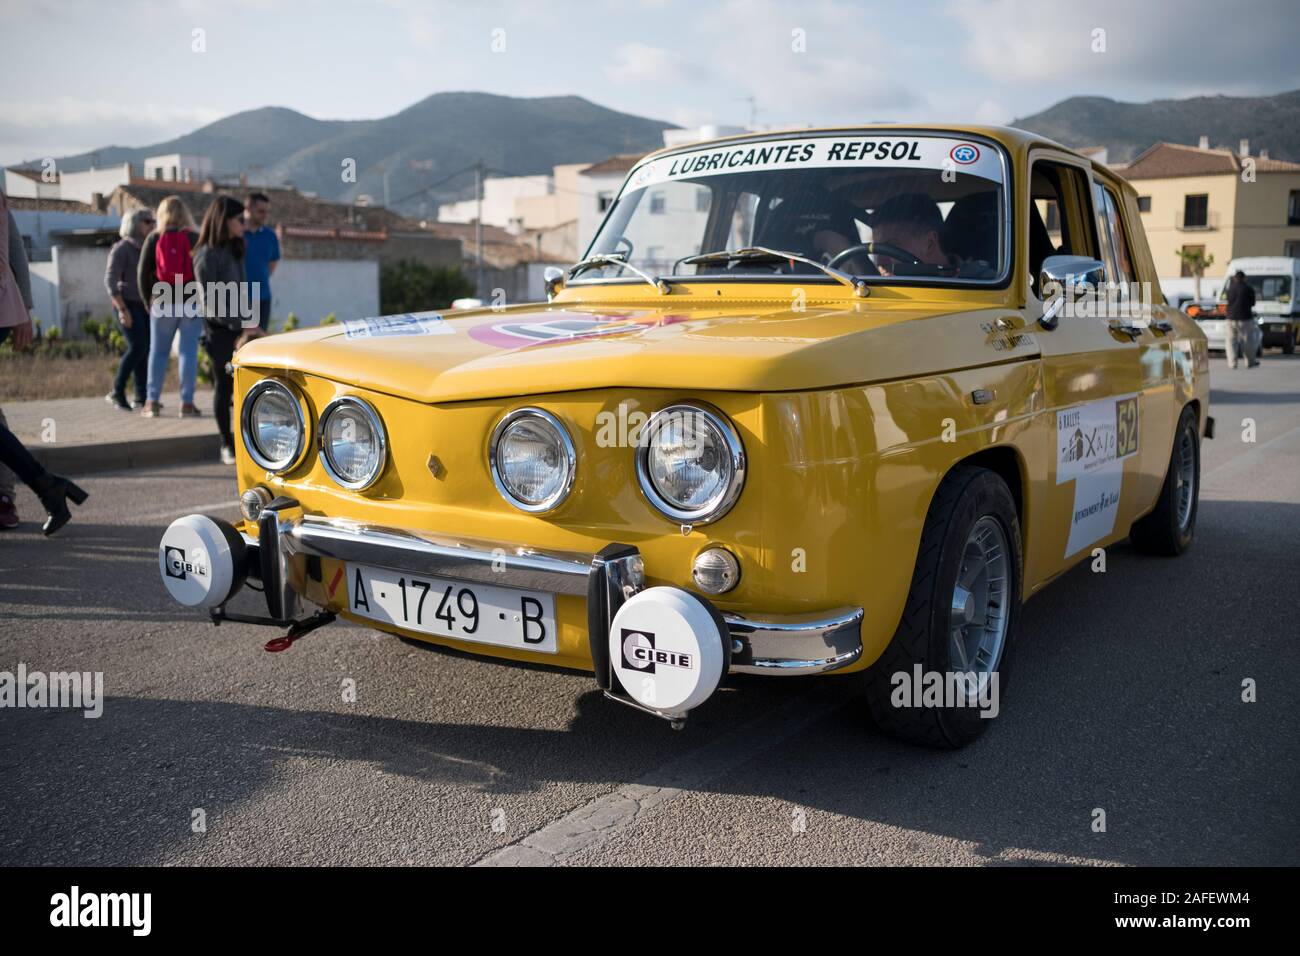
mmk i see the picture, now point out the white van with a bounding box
[1204,257,1300,355]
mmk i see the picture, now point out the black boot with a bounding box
[31,473,89,536]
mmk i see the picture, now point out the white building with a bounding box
[143,153,213,184]
[661,124,747,149]
[4,167,62,200]
[58,164,134,204]
[438,174,553,231]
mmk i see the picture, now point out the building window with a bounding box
[1285,240,1300,258]
[695,189,711,213]
[1182,194,1208,229]
[1137,196,1151,213]
[1179,245,1205,278]
[1288,190,1300,226]
[597,191,613,212]
[649,191,666,214]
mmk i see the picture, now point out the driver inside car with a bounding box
[867,192,956,276]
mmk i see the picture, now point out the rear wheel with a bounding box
[1130,405,1200,555]
[1284,329,1296,355]
[864,466,1022,748]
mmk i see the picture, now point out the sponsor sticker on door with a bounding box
[1056,395,1140,557]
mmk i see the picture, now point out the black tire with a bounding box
[864,466,1022,748]
[1284,332,1295,355]
[1130,405,1199,556]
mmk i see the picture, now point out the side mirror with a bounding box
[543,266,566,301]
[1038,255,1106,330]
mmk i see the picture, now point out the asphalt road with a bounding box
[2,354,1297,867]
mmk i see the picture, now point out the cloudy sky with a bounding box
[2,0,1297,165]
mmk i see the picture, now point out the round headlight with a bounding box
[489,408,576,512]
[241,379,306,472]
[637,403,745,524]
[318,396,387,490]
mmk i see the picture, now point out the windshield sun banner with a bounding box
[625,135,1005,191]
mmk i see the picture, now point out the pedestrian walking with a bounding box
[1,187,34,529]
[194,195,253,465]
[0,187,88,534]
[137,196,203,418]
[103,208,155,410]
[243,192,280,332]
[1224,270,1259,369]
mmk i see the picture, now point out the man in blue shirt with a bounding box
[243,192,280,331]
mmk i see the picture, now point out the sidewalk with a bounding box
[2,390,223,474]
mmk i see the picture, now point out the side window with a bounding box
[1028,160,1095,297]
[1092,182,1135,287]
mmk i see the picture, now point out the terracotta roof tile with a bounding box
[1120,141,1300,180]
[5,196,100,214]
[6,167,58,183]
[579,154,643,176]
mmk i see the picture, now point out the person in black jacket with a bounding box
[1225,270,1259,369]
[194,195,260,464]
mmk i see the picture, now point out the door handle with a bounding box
[1107,320,1143,340]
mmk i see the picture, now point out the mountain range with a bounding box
[1012,90,1300,163]
[32,89,1300,216]
[45,92,677,215]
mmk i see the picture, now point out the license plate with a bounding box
[345,563,557,653]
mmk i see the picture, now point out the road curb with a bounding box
[28,433,223,475]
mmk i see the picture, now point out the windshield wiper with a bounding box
[568,253,670,294]
[682,246,868,297]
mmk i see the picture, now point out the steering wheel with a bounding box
[826,241,923,271]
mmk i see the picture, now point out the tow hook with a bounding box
[263,610,337,653]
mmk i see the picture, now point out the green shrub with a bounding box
[281,312,300,332]
[380,260,475,315]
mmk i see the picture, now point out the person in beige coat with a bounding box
[0,187,89,534]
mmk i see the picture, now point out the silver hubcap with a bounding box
[949,516,1010,698]
[1174,424,1196,534]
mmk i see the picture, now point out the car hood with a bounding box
[233,299,1033,404]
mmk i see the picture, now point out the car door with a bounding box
[1025,149,1148,579]
[1090,174,1177,520]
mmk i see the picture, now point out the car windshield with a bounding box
[579,133,1007,286]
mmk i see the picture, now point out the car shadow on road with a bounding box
[1,501,1296,867]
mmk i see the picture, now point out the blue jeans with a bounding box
[147,309,202,404]
[112,300,151,402]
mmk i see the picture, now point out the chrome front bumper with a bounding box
[248,498,863,677]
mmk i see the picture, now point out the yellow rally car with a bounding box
[158,125,1212,747]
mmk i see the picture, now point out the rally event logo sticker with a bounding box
[343,311,453,339]
[1056,395,1140,556]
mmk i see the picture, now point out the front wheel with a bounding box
[864,466,1022,748]
[1130,405,1200,555]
